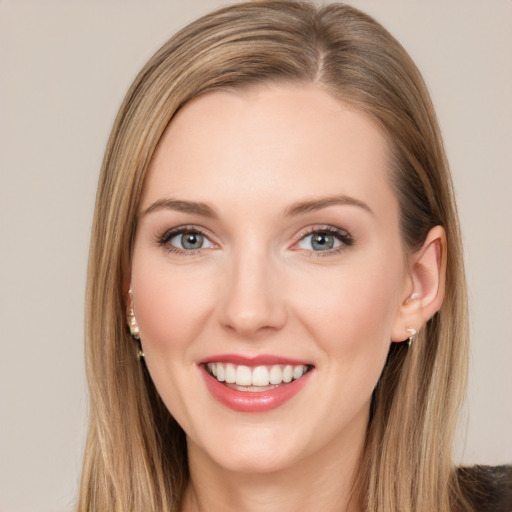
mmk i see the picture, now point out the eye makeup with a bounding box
[154,222,354,258]
[156,225,215,255]
[292,225,354,257]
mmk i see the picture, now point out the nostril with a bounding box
[218,294,288,336]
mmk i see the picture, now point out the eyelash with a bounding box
[156,225,213,255]
[156,225,353,256]
[294,225,353,257]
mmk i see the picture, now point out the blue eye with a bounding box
[159,228,214,252]
[171,232,207,250]
[296,228,352,252]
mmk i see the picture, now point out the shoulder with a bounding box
[456,465,512,512]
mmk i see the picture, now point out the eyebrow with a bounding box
[284,195,373,217]
[142,198,218,218]
[142,194,373,219]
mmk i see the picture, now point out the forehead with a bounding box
[142,84,396,219]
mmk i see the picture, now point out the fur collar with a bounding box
[456,465,512,512]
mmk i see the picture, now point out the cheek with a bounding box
[129,255,220,429]
[292,254,403,362]
[130,256,217,359]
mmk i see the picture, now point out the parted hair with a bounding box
[78,2,470,511]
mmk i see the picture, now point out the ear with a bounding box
[391,225,447,343]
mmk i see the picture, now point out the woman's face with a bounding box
[131,84,412,473]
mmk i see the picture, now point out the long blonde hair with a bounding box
[78,2,470,511]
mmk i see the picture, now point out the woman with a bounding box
[78,2,511,511]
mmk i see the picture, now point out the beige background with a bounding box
[1,1,511,511]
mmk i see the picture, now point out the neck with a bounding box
[181,423,366,512]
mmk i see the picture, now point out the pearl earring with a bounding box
[126,288,140,340]
[127,310,140,340]
[405,327,417,347]
[127,288,144,359]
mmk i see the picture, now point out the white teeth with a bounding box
[283,365,293,383]
[216,363,225,382]
[225,363,236,384]
[269,365,283,385]
[207,362,309,387]
[251,366,269,386]
[293,365,304,379]
[236,365,252,386]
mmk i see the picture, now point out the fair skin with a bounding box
[130,84,445,512]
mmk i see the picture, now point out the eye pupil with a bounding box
[182,232,203,250]
[311,233,334,251]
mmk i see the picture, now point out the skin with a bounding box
[130,84,445,512]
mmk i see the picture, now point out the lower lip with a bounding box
[201,366,313,413]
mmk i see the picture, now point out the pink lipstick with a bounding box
[199,354,313,413]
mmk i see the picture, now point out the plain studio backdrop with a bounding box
[0,1,511,511]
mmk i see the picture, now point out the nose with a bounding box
[217,247,287,338]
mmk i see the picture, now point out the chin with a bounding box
[207,444,300,475]
[188,421,311,475]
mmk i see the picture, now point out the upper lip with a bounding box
[198,354,314,366]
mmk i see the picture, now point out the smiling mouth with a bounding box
[205,362,311,392]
